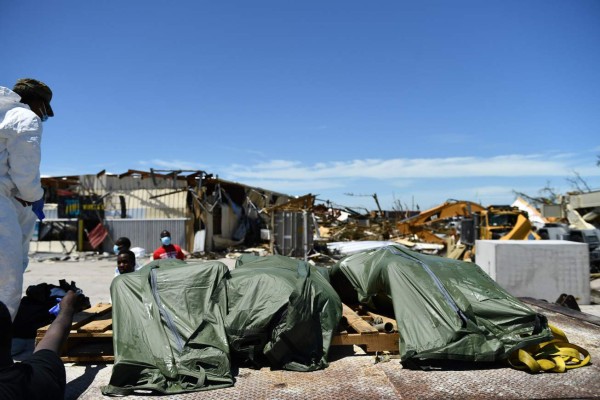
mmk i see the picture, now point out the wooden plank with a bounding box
[36,303,115,361]
[70,303,112,329]
[334,304,400,353]
[37,303,112,334]
[61,355,114,363]
[332,332,400,353]
[37,331,113,340]
[342,304,378,334]
[78,314,112,333]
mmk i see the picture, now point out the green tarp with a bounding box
[103,256,342,396]
[103,246,553,395]
[226,254,342,371]
[102,259,233,396]
[330,244,552,362]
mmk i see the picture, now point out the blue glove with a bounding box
[32,198,45,221]
[49,298,61,317]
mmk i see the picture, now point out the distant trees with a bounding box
[515,156,599,209]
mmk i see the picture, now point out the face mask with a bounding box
[161,237,171,246]
[113,245,120,254]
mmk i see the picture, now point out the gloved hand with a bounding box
[32,197,45,221]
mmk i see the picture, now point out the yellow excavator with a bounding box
[397,201,539,260]
[397,200,486,246]
[462,205,540,241]
[460,205,540,260]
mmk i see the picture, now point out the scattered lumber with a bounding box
[331,304,400,353]
[36,302,400,362]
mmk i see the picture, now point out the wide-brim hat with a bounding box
[13,78,54,116]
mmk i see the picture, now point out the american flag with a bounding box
[87,223,108,249]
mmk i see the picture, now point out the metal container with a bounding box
[273,211,313,258]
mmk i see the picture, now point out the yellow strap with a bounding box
[549,324,568,342]
[508,324,591,373]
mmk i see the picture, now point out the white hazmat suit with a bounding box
[0,86,43,321]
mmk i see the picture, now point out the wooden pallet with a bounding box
[36,303,115,363]
[330,304,400,353]
[36,302,399,362]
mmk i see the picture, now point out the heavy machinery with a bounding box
[460,205,540,260]
[462,205,540,242]
[397,201,539,260]
[397,200,485,246]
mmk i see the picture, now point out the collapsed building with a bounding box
[36,169,316,258]
[34,170,600,273]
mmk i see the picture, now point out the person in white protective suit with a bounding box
[0,78,54,321]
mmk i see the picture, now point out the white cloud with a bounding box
[223,178,347,194]
[138,159,208,171]
[250,160,302,170]
[223,153,597,181]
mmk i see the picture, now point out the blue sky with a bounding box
[2,1,599,211]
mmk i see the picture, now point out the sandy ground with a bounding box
[24,255,119,305]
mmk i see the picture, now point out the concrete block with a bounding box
[475,240,590,304]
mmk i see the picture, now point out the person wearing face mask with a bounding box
[0,78,53,321]
[152,230,185,260]
[113,236,131,256]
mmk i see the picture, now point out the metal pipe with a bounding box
[374,322,395,333]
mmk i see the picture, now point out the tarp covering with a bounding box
[102,259,233,396]
[330,245,552,362]
[226,254,342,371]
[103,255,342,395]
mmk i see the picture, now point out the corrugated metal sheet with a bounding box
[78,174,191,220]
[104,219,188,255]
[103,189,188,219]
[80,174,189,192]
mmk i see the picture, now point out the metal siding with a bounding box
[102,189,188,219]
[78,174,189,220]
[104,219,189,255]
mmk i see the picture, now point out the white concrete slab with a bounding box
[475,240,590,304]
